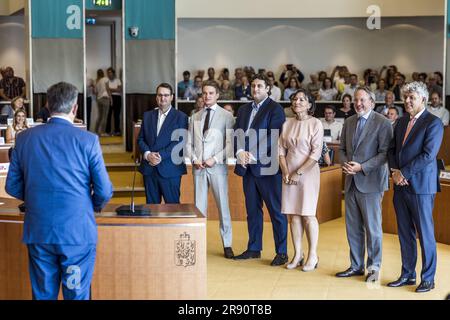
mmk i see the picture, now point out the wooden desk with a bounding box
[0,199,206,300]
[381,179,450,245]
[437,126,450,165]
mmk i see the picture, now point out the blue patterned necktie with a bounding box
[353,116,367,149]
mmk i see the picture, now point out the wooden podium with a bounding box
[0,199,206,300]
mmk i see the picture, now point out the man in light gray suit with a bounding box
[336,86,393,282]
[187,80,235,259]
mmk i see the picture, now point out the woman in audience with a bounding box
[336,93,356,119]
[434,71,443,87]
[318,77,338,101]
[279,89,323,272]
[219,80,234,100]
[283,76,302,100]
[6,109,29,144]
[190,96,204,116]
[374,79,388,102]
[235,75,251,100]
[1,96,25,119]
[94,69,110,136]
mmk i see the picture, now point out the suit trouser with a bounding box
[106,95,122,134]
[345,182,383,271]
[194,172,233,247]
[27,244,96,300]
[143,170,181,204]
[243,171,287,254]
[393,188,437,282]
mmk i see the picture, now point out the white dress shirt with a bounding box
[427,105,449,126]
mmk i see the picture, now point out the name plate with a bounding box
[0,163,9,175]
[439,171,450,180]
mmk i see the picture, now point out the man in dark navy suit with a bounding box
[232,74,288,266]
[387,81,444,293]
[6,82,113,300]
[138,83,188,204]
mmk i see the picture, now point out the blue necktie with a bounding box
[353,116,367,149]
[246,103,259,133]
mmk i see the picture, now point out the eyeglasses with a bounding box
[157,94,171,98]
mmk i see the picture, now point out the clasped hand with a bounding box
[237,151,255,168]
[391,168,409,186]
[342,161,362,175]
[193,158,216,169]
[147,152,161,166]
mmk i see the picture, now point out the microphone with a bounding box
[116,157,151,216]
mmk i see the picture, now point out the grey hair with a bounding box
[401,81,429,104]
[355,86,376,103]
[47,82,78,115]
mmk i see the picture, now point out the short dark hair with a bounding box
[183,70,190,76]
[431,91,442,99]
[107,67,116,76]
[202,80,220,93]
[321,77,333,90]
[342,93,353,102]
[324,105,336,113]
[47,82,78,115]
[251,73,271,95]
[290,88,316,115]
[388,106,399,115]
[156,83,173,95]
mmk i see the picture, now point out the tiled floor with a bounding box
[206,218,450,300]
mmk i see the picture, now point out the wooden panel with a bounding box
[382,179,450,245]
[437,126,450,165]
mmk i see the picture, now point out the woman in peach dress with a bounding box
[279,89,324,272]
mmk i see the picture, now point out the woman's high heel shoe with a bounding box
[302,256,319,272]
[286,255,304,270]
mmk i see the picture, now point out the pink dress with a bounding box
[279,117,324,216]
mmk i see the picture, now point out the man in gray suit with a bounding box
[337,86,393,282]
[187,80,235,259]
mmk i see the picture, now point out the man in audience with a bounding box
[321,105,343,141]
[187,81,235,259]
[387,106,399,129]
[0,67,26,101]
[427,91,449,126]
[268,75,281,101]
[207,67,219,86]
[343,74,359,98]
[375,91,403,117]
[427,76,443,98]
[391,73,406,100]
[387,81,444,293]
[177,71,193,99]
[6,82,113,300]
[184,76,203,100]
[337,86,393,283]
[138,83,188,204]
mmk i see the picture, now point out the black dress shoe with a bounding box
[233,250,261,260]
[270,254,288,266]
[224,247,234,259]
[335,267,365,278]
[415,281,435,293]
[387,277,416,287]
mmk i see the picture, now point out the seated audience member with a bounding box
[306,74,321,98]
[335,94,356,119]
[35,103,51,123]
[375,90,403,117]
[219,80,234,100]
[177,71,193,98]
[318,77,338,101]
[418,72,427,83]
[0,67,26,101]
[342,74,358,98]
[434,71,443,87]
[207,67,219,86]
[184,76,203,100]
[411,72,420,82]
[279,64,304,87]
[223,104,235,117]
[391,73,405,100]
[374,79,388,102]
[190,96,204,116]
[235,75,251,100]
[427,75,443,98]
[6,109,29,144]
[232,67,244,88]
[268,75,281,101]
[196,69,205,80]
[364,68,379,91]
[331,66,348,91]
[1,96,25,118]
[283,76,302,101]
[318,71,327,84]
[387,106,399,129]
[321,105,343,141]
[218,68,230,82]
[427,91,449,126]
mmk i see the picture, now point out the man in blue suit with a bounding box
[138,83,188,204]
[6,82,113,300]
[233,74,288,266]
[387,81,444,293]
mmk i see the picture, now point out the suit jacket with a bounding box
[5,117,113,245]
[138,107,189,178]
[339,110,393,193]
[388,110,444,194]
[233,97,286,177]
[187,104,235,176]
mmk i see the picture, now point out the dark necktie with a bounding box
[352,116,367,149]
[203,108,211,136]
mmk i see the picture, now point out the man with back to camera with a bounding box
[187,81,235,259]
[138,83,189,204]
[387,82,444,293]
[5,82,113,300]
[337,86,393,282]
[232,74,288,266]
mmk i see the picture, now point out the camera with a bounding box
[129,26,139,38]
